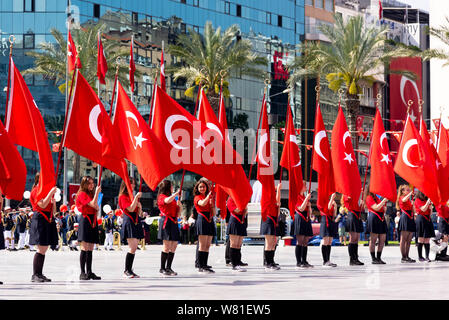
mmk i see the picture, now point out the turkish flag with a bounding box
[312,103,335,213]
[129,36,136,92]
[63,70,133,196]
[369,109,397,202]
[420,117,448,204]
[197,88,252,218]
[215,90,228,218]
[0,118,26,200]
[5,57,55,201]
[331,106,361,207]
[280,104,303,218]
[160,48,166,92]
[67,31,81,72]
[97,33,108,85]
[151,85,251,211]
[257,97,277,221]
[394,115,440,204]
[437,122,449,203]
[112,80,176,190]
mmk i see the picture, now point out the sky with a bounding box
[400,0,429,12]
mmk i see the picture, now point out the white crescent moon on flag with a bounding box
[165,115,191,150]
[206,123,223,140]
[400,75,421,108]
[257,133,270,166]
[343,131,351,148]
[314,130,328,161]
[380,132,387,150]
[402,139,418,168]
[125,111,141,149]
[89,104,102,143]
[289,134,301,167]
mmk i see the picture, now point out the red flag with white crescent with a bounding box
[437,122,449,203]
[331,106,361,207]
[112,80,176,190]
[5,57,55,201]
[394,115,440,204]
[280,104,303,218]
[68,31,82,72]
[312,103,335,213]
[369,109,397,202]
[62,70,133,196]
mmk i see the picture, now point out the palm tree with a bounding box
[23,23,135,95]
[168,21,267,115]
[288,14,420,149]
[426,17,449,64]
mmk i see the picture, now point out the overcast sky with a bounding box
[400,0,429,12]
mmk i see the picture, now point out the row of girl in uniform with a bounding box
[4,172,449,284]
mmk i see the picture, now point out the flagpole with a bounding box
[307,86,321,194]
[248,80,268,182]
[62,24,70,205]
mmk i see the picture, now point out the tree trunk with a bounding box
[345,93,360,162]
[206,92,220,116]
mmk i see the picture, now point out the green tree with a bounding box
[288,14,420,149]
[168,21,267,115]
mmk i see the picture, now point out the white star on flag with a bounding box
[194,135,206,149]
[409,110,417,123]
[343,152,354,164]
[134,132,147,149]
[380,153,392,165]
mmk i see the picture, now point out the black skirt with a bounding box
[29,212,58,246]
[0,224,5,250]
[77,214,99,244]
[438,217,449,235]
[227,214,247,236]
[122,215,144,240]
[398,210,416,233]
[366,212,387,234]
[291,211,313,237]
[196,212,216,236]
[345,211,364,233]
[260,216,278,236]
[416,215,435,238]
[320,216,338,238]
[158,216,180,241]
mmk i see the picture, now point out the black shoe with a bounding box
[372,258,382,264]
[69,247,74,251]
[31,274,45,283]
[79,272,89,280]
[225,262,232,267]
[123,270,136,278]
[425,257,432,263]
[88,272,101,280]
[435,254,449,261]
[166,268,177,276]
[198,267,215,274]
[160,268,170,276]
[130,271,140,278]
[40,274,51,282]
[401,257,408,263]
[238,261,248,267]
[406,257,416,263]
[265,263,280,271]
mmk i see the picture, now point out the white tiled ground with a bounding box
[0,243,447,300]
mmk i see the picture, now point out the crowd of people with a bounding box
[1,172,449,285]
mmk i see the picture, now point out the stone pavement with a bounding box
[0,243,448,300]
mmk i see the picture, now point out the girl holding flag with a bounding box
[319,192,338,267]
[157,179,181,276]
[365,188,389,264]
[76,176,102,280]
[396,184,416,263]
[29,173,59,282]
[118,178,143,278]
[293,183,313,268]
[414,190,434,262]
[342,194,364,265]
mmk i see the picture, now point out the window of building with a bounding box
[193,25,199,33]
[236,4,241,17]
[266,12,271,25]
[193,0,199,7]
[93,4,100,18]
[315,0,323,9]
[24,0,35,12]
[132,12,138,25]
[278,15,282,27]
[24,33,35,49]
[305,0,313,6]
[325,0,333,11]
[180,23,186,33]
[224,1,230,14]
[236,97,242,110]
[180,0,186,3]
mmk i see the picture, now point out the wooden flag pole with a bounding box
[307,86,321,194]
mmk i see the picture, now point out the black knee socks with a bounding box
[230,247,239,267]
[125,252,135,272]
[198,251,209,268]
[424,243,430,259]
[418,243,423,259]
[264,250,275,265]
[225,238,231,263]
[167,252,175,269]
[33,253,45,276]
[161,251,168,270]
[302,246,308,263]
[80,250,87,274]
[295,245,303,264]
[86,251,93,274]
[322,245,332,262]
